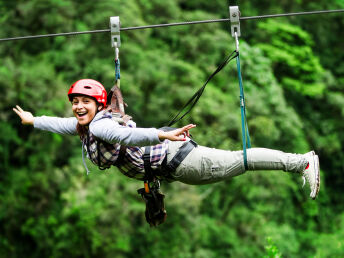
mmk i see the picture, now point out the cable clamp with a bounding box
[229,6,241,37]
[110,16,121,51]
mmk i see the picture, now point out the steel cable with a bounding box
[0,9,343,42]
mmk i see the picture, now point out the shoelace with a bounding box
[302,169,314,189]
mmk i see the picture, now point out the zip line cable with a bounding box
[0,9,343,42]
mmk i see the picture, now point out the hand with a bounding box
[158,124,196,141]
[13,105,34,125]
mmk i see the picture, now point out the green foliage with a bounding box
[255,20,325,96]
[264,237,282,258]
[314,213,344,257]
[1,0,343,257]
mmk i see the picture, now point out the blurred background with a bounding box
[1,0,344,257]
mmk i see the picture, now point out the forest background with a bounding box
[1,0,344,257]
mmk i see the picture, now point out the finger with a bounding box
[180,126,190,132]
[13,108,21,116]
[184,124,196,130]
[178,135,186,141]
[183,126,194,133]
[16,105,24,112]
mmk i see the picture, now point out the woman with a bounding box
[13,79,320,200]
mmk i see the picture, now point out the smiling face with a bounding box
[72,95,100,125]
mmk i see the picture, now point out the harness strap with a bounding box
[143,146,154,181]
[143,139,198,180]
[164,139,198,173]
[139,147,167,227]
[115,145,127,166]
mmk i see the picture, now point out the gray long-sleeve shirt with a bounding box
[33,111,162,147]
[33,111,168,178]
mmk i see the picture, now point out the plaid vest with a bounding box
[81,115,168,180]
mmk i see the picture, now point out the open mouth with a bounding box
[77,111,88,117]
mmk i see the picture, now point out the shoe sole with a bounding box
[311,154,320,200]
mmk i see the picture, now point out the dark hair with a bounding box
[76,123,88,137]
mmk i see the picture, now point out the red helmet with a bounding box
[68,79,107,106]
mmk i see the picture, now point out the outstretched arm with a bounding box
[13,105,78,135]
[90,114,196,146]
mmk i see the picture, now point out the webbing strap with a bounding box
[143,139,197,180]
[236,51,251,170]
[167,51,238,127]
[164,140,198,173]
[143,146,154,181]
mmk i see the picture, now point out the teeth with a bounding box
[77,112,87,117]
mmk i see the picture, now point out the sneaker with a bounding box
[302,151,320,200]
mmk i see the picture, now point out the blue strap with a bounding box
[115,58,120,81]
[236,51,251,170]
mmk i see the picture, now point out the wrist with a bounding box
[158,130,167,141]
[25,116,35,126]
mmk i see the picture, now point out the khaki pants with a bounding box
[166,140,308,185]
